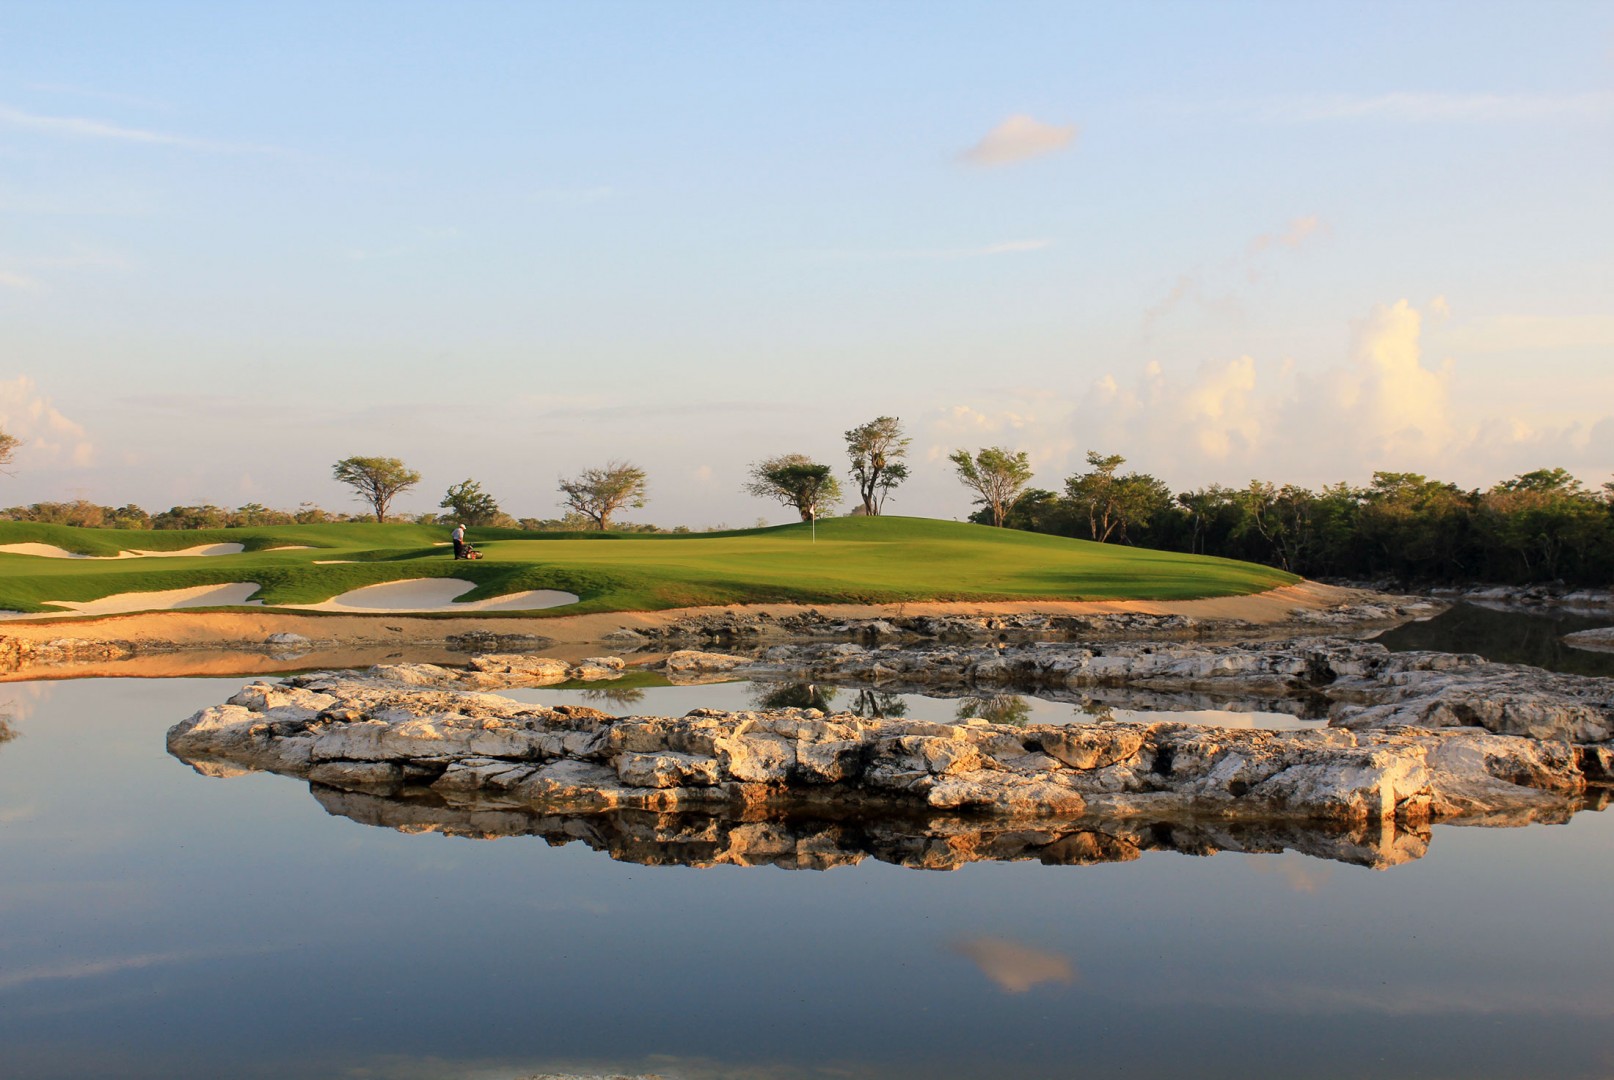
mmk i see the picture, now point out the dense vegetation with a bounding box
[973,463,1614,588]
[0,516,1293,615]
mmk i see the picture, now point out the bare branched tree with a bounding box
[558,461,648,530]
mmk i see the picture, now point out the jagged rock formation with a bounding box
[735,638,1614,744]
[167,640,1614,870]
[632,595,1441,645]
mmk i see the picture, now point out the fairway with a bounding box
[0,517,1296,616]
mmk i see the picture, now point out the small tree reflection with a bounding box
[0,712,16,746]
[1078,701,1117,723]
[749,681,837,711]
[954,694,1032,727]
[579,686,646,707]
[845,688,908,719]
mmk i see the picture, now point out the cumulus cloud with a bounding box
[0,376,95,467]
[960,114,1078,166]
[1073,298,1614,488]
[927,399,1078,476]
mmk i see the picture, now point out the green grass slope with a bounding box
[0,517,1297,615]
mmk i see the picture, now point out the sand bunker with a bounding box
[0,542,245,560]
[129,543,245,558]
[288,579,578,613]
[312,560,355,564]
[18,584,265,618]
[0,543,102,559]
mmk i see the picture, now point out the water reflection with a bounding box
[306,783,1456,870]
[747,681,909,718]
[954,694,1032,726]
[577,685,646,707]
[950,936,1077,993]
[1376,601,1614,677]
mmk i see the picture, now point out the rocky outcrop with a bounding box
[167,650,1614,870]
[1565,627,1614,654]
[736,639,1614,744]
[632,595,1442,646]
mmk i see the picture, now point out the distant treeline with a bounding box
[0,501,670,533]
[972,461,1614,587]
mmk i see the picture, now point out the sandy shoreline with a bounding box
[0,580,1359,653]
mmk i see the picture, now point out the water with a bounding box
[3,675,1613,1079]
[1376,601,1614,678]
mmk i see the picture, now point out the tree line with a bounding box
[963,455,1614,588]
[5,416,1610,585]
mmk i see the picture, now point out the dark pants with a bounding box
[452,540,466,559]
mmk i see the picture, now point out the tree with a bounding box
[844,416,910,515]
[558,461,648,530]
[0,427,17,474]
[743,454,842,521]
[1062,452,1170,544]
[332,456,421,523]
[1064,451,1127,542]
[949,446,1033,527]
[440,478,501,525]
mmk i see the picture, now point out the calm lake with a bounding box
[3,606,1613,1079]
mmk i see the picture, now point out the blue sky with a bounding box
[2,1,1611,525]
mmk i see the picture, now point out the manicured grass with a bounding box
[0,516,1297,615]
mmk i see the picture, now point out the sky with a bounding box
[2,0,1611,526]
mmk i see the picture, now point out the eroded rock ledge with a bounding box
[167,642,1614,870]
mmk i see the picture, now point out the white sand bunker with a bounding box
[289,578,578,613]
[17,583,264,619]
[0,543,103,559]
[0,542,245,559]
[128,543,245,558]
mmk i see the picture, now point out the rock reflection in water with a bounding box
[307,782,1461,871]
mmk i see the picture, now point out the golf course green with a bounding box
[0,516,1296,616]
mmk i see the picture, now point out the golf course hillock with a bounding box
[0,517,1297,616]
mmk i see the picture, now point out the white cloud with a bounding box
[1248,214,1327,255]
[0,270,38,290]
[927,400,1077,478]
[0,376,95,468]
[0,103,277,153]
[807,239,1053,262]
[960,114,1078,166]
[1142,215,1327,334]
[1440,313,1614,353]
[1070,298,1614,488]
[1241,91,1614,124]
